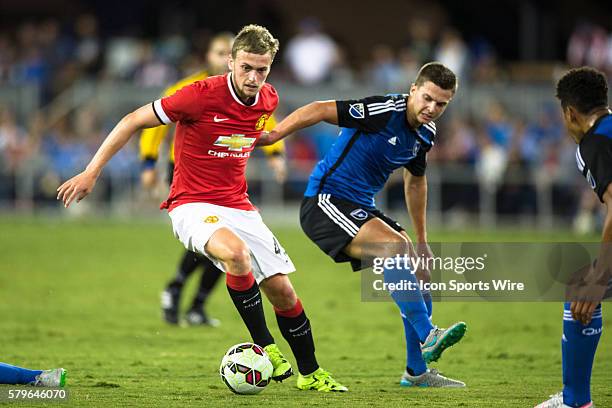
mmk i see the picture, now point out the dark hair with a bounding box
[415,62,458,93]
[232,24,279,59]
[556,67,608,114]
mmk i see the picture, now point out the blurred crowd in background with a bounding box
[1,3,611,228]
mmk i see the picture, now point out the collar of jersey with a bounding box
[227,73,260,107]
[413,123,434,149]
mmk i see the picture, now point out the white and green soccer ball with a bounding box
[219,343,273,395]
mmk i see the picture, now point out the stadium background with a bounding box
[0,0,611,406]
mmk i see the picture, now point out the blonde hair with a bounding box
[232,24,279,59]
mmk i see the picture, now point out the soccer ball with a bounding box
[219,343,273,395]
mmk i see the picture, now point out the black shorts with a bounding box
[300,194,404,271]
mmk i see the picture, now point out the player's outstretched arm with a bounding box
[258,101,337,146]
[571,183,612,324]
[404,170,428,243]
[403,169,433,281]
[57,104,163,208]
[139,87,175,191]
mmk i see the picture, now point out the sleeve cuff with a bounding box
[152,99,172,124]
[141,158,157,170]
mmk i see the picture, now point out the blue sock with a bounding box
[423,290,433,318]
[384,265,433,343]
[403,319,427,376]
[0,362,42,385]
[562,302,602,407]
[404,290,433,376]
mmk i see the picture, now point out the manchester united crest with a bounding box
[204,216,219,224]
[255,114,270,131]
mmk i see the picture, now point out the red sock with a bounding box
[226,271,255,291]
[274,298,304,318]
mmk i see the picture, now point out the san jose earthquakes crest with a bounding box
[349,103,365,119]
[350,208,368,220]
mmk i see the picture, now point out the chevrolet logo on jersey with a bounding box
[213,134,256,151]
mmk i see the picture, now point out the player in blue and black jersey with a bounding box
[535,67,612,408]
[259,62,467,388]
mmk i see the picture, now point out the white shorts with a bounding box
[168,202,295,283]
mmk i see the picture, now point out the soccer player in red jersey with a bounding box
[57,24,347,392]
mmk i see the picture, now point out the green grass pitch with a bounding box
[0,216,610,407]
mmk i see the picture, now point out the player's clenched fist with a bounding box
[56,171,97,208]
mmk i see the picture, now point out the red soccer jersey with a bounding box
[152,73,278,211]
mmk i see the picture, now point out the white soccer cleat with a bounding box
[400,368,465,388]
[421,321,467,363]
[534,392,594,408]
[34,368,67,387]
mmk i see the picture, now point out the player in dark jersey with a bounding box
[535,67,612,408]
[259,62,467,387]
[57,24,346,392]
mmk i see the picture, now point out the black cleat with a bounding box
[161,289,180,325]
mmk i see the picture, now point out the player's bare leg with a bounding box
[345,217,409,259]
[205,228,252,276]
[259,274,297,309]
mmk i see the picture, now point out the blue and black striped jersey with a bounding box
[304,94,436,209]
[576,112,612,202]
